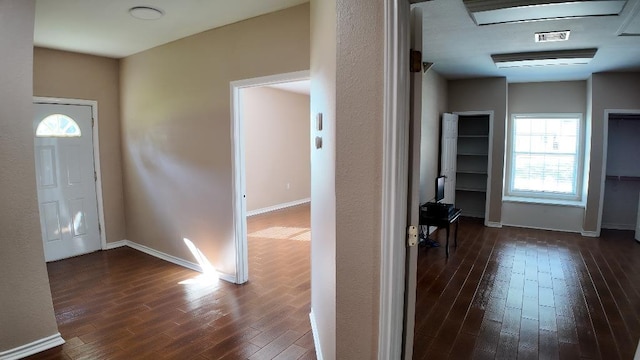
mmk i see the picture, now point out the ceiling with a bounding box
[415,0,640,82]
[34,0,640,83]
[266,80,311,95]
[34,0,308,58]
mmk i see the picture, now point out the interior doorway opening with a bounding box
[230,71,311,284]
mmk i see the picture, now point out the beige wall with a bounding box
[420,71,448,203]
[310,0,337,357]
[0,0,59,352]
[120,5,310,278]
[585,72,640,232]
[335,0,384,357]
[242,87,310,212]
[33,47,126,243]
[448,77,507,224]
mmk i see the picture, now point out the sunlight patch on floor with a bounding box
[248,226,310,241]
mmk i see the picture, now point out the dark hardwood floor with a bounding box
[413,217,640,360]
[27,204,315,360]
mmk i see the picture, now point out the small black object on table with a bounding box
[419,203,462,258]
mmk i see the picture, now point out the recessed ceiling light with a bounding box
[491,48,598,68]
[129,6,164,20]
[535,30,571,42]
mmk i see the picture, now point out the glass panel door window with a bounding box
[507,114,583,201]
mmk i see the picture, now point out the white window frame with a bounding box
[504,113,585,204]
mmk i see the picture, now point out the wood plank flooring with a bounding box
[27,204,315,360]
[413,218,640,360]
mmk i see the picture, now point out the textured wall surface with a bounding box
[0,0,60,352]
[335,0,384,357]
[33,47,126,243]
[120,4,309,278]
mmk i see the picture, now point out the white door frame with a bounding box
[454,111,495,226]
[230,70,310,284]
[32,97,107,250]
[379,0,412,358]
[596,109,640,236]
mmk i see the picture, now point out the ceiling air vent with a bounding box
[463,0,627,25]
[535,30,571,42]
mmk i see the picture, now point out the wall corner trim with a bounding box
[247,198,311,217]
[309,309,324,360]
[104,240,128,250]
[486,222,503,228]
[0,333,64,360]
[581,230,600,238]
[109,240,237,284]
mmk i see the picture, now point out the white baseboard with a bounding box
[247,198,310,217]
[486,221,502,228]
[0,333,64,360]
[104,240,128,250]
[109,240,237,284]
[581,230,600,238]
[309,309,324,360]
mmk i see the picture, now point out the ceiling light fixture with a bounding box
[463,0,627,25]
[129,6,164,20]
[535,30,571,42]
[491,48,598,68]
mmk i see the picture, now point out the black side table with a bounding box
[419,206,462,258]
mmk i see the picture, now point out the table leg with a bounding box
[454,218,459,248]
[445,224,450,258]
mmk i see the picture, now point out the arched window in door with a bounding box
[36,114,82,137]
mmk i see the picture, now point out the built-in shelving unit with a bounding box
[456,115,490,218]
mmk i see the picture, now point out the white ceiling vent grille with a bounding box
[463,0,627,25]
[535,30,571,42]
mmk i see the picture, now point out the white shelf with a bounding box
[456,187,486,193]
[457,170,487,175]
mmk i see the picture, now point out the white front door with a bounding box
[33,103,101,261]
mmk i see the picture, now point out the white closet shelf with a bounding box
[457,152,489,156]
[605,175,640,181]
[458,134,489,138]
[457,170,488,175]
[456,187,486,192]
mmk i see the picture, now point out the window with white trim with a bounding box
[36,114,81,138]
[505,113,584,202]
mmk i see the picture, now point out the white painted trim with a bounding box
[33,97,107,250]
[379,1,410,359]
[581,230,599,238]
[309,309,324,360]
[230,70,310,285]
[104,240,128,250]
[246,198,310,217]
[486,221,503,228]
[597,109,640,237]
[115,240,237,284]
[454,111,495,226]
[501,222,581,234]
[0,333,64,360]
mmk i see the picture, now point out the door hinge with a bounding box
[94,171,97,182]
[98,223,102,234]
[410,50,422,73]
[92,118,95,127]
[407,225,418,247]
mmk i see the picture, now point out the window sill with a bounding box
[503,196,585,208]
